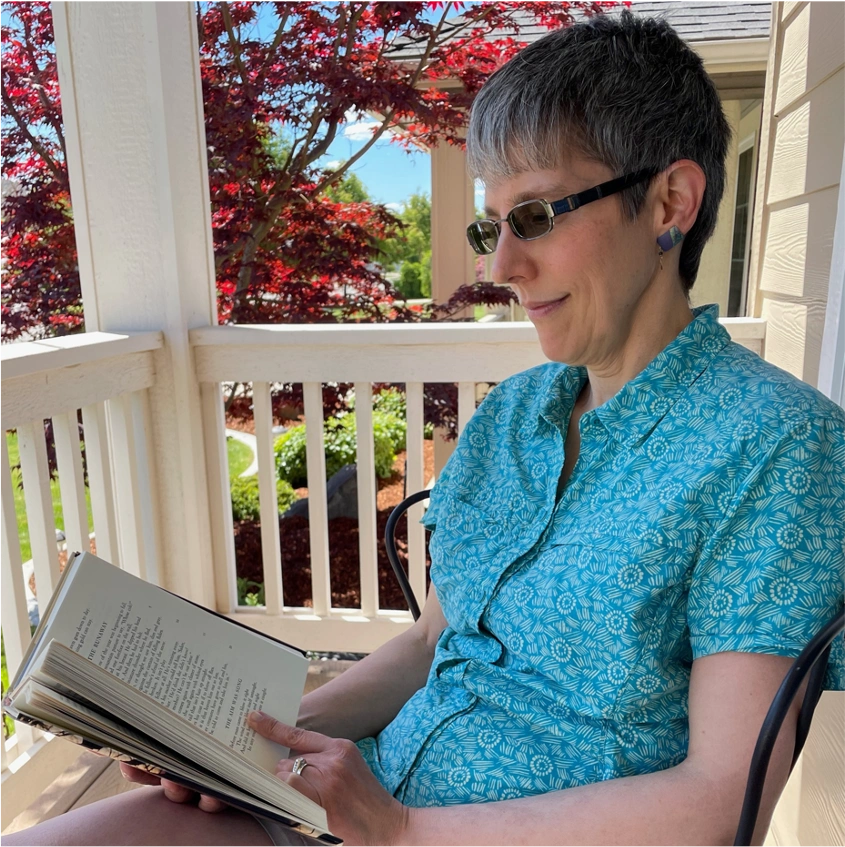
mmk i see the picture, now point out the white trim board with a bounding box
[818,151,845,407]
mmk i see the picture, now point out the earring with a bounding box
[656,225,684,252]
[658,247,664,272]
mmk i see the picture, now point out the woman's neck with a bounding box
[581,278,693,412]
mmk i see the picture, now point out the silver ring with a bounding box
[292,756,310,776]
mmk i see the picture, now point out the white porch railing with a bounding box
[0,317,766,824]
[1,330,162,826]
[193,320,569,652]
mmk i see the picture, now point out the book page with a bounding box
[22,553,308,773]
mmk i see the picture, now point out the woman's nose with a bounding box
[490,224,532,287]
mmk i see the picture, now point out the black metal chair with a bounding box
[384,489,844,847]
[384,488,432,622]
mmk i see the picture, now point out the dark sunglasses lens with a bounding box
[467,221,499,255]
[509,201,552,239]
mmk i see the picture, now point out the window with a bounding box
[728,147,755,317]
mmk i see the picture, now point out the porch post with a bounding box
[430,140,476,474]
[431,140,476,309]
[52,2,220,606]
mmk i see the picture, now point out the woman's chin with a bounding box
[535,331,580,366]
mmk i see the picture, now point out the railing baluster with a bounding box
[457,382,476,436]
[53,410,89,557]
[253,382,284,615]
[2,435,38,756]
[109,395,156,581]
[200,383,237,614]
[81,402,119,566]
[405,382,427,610]
[129,390,161,585]
[354,383,379,617]
[17,420,60,605]
[303,382,331,617]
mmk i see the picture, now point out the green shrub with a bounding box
[373,410,406,453]
[371,388,406,420]
[230,475,297,521]
[237,577,265,606]
[378,388,434,440]
[398,261,423,299]
[350,387,433,441]
[273,425,309,490]
[274,411,398,488]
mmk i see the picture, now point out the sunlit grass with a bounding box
[227,436,253,478]
[5,430,93,566]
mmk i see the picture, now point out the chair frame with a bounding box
[383,489,844,847]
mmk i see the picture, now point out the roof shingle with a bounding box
[604,2,771,41]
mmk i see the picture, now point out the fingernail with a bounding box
[248,710,266,723]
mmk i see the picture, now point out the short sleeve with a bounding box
[688,416,845,690]
[418,428,465,532]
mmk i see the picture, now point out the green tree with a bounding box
[380,192,432,299]
[325,170,371,204]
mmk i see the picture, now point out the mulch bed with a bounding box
[234,509,432,611]
[232,427,437,610]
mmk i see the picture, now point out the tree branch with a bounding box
[258,7,290,85]
[311,110,393,194]
[312,4,451,195]
[1,80,66,186]
[22,18,67,163]
[342,3,367,58]
[220,2,254,100]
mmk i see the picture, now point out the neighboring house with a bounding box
[419,1,772,318]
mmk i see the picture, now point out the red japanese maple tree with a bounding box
[2,1,617,432]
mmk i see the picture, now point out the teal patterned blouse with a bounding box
[357,304,845,807]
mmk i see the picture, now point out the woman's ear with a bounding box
[653,159,706,238]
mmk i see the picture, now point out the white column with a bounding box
[430,140,476,310]
[430,141,476,475]
[52,3,221,606]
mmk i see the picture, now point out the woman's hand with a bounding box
[248,710,410,846]
[117,763,228,813]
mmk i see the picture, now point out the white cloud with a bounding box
[342,107,398,142]
[344,121,381,141]
[324,160,342,170]
[386,202,404,212]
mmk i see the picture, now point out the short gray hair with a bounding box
[466,11,732,290]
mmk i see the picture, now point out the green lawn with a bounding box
[6,430,94,565]
[1,632,12,737]
[226,436,253,478]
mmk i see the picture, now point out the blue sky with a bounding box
[321,129,431,210]
[319,116,485,213]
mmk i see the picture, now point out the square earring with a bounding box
[656,225,684,251]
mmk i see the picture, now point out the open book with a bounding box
[3,552,339,844]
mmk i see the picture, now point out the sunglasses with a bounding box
[466,169,656,255]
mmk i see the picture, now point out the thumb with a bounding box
[247,711,331,753]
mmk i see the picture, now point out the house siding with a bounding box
[750,2,844,385]
[749,4,845,843]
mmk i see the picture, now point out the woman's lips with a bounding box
[523,295,569,319]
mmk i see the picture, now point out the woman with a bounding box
[8,11,843,846]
